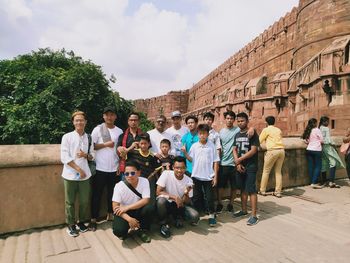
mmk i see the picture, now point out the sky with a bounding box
[0,0,299,100]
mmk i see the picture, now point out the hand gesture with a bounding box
[77,149,86,158]
[128,217,140,230]
[114,205,129,216]
[174,196,184,208]
[78,168,87,179]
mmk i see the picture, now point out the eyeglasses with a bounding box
[157,120,165,124]
[124,171,137,176]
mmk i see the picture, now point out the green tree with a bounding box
[0,48,133,144]
[138,112,155,132]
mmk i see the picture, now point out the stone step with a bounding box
[26,232,41,263]
[105,227,138,263]
[13,234,28,263]
[83,231,114,263]
[0,236,17,263]
[40,230,55,259]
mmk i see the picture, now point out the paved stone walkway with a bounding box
[1,180,350,263]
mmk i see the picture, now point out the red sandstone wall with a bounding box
[134,0,350,136]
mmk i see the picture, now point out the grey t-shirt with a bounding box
[219,126,239,166]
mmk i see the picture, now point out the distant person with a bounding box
[158,138,175,171]
[181,115,199,175]
[156,156,199,238]
[217,111,255,214]
[342,128,350,180]
[166,111,189,156]
[89,107,123,231]
[147,115,172,156]
[302,118,324,189]
[259,116,285,198]
[117,112,143,175]
[182,124,220,226]
[233,112,260,226]
[112,161,152,243]
[60,111,93,237]
[319,116,344,187]
[203,112,221,157]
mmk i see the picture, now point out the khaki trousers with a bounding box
[260,149,285,194]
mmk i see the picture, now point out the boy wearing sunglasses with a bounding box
[112,161,152,243]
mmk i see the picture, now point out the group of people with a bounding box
[60,107,349,243]
[302,116,348,188]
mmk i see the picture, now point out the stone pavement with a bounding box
[1,180,350,263]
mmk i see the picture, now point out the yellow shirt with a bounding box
[259,125,284,150]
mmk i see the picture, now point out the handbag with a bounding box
[340,142,350,155]
[87,134,96,175]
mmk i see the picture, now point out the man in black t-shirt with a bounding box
[233,112,260,226]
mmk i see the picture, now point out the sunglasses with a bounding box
[124,171,137,176]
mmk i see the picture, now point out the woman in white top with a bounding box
[302,118,324,189]
[61,111,94,237]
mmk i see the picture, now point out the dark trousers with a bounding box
[91,170,120,219]
[346,154,350,180]
[306,150,322,184]
[192,178,215,214]
[157,197,199,225]
[112,206,152,239]
[143,176,156,214]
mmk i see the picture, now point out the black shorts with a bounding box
[236,164,257,194]
[218,165,237,189]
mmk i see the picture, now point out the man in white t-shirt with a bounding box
[156,156,199,238]
[147,115,172,156]
[166,111,189,156]
[89,106,123,231]
[112,161,152,243]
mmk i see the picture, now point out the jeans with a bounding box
[157,197,199,225]
[91,170,120,219]
[192,178,215,214]
[346,154,350,180]
[306,150,322,184]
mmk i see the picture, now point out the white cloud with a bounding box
[0,0,299,99]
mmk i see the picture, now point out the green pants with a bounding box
[64,179,91,225]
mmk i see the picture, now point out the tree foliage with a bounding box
[0,48,151,144]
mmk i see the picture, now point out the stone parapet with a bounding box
[0,140,347,234]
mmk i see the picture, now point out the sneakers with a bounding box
[328,182,341,188]
[311,184,324,189]
[226,203,234,212]
[233,210,248,218]
[137,229,151,243]
[247,216,259,226]
[215,203,223,214]
[88,221,97,232]
[208,214,216,227]
[160,224,171,238]
[77,222,88,233]
[66,225,79,237]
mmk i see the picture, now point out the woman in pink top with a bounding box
[302,118,324,189]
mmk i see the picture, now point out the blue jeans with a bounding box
[306,150,322,184]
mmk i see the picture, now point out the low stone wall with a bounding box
[0,139,347,234]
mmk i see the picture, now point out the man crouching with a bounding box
[112,161,152,243]
[156,156,199,238]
